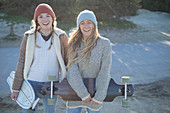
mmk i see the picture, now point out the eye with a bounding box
[87,21,92,24]
[38,15,43,19]
[46,14,51,17]
[80,22,85,25]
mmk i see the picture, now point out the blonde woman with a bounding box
[66,10,112,113]
[10,3,68,113]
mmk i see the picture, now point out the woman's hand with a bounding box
[82,96,92,103]
[11,92,19,101]
[91,99,100,105]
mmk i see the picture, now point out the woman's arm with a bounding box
[60,33,69,66]
[92,39,112,104]
[67,63,90,101]
[12,34,28,91]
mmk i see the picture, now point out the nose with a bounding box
[41,17,49,21]
[84,23,89,28]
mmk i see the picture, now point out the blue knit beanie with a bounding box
[77,10,97,27]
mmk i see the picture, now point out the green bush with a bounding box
[142,0,170,13]
[0,0,140,23]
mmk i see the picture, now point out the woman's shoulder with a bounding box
[54,27,66,36]
[98,36,111,47]
[22,29,35,41]
[24,29,35,35]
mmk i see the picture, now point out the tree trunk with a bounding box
[9,24,15,36]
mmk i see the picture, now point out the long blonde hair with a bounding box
[67,26,100,70]
[31,19,57,50]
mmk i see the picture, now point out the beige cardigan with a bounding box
[12,28,68,91]
[67,37,112,111]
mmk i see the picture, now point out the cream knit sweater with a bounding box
[27,32,59,82]
[67,37,112,111]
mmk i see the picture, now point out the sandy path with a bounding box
[1,78,170,113]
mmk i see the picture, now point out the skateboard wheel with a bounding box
[48,98,56,105]
[122,98,129,107]
[121,76,130,83]
[48,75,56,81]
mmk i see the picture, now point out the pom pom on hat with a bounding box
[34,3,55,21]
[77,10,97,27]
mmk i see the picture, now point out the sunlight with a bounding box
[112,50,115,54]
[124,63,129,68]
[159,31,170,37]
[144,47,150,51]
[118,58,123,63]
[161,40,170,46]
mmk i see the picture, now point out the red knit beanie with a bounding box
[34,3,55,21]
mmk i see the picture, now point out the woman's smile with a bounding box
[80,19,94,39]
[38,13,53,32]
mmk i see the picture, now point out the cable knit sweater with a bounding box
[67,36,112,111]
[27,32,59,82]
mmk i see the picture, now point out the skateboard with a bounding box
[7,71,40,109]
[40,76,134,107]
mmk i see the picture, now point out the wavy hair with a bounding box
[67,25,100,70]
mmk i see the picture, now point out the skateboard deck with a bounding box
[41,78,134,102]
[7,71,38,109]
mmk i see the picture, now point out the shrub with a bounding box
[142,0,170,13]
[0,0,141,23]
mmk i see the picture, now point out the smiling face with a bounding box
[37,13,53,32]
[79,19,95,40]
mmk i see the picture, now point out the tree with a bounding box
[0,14,30,40]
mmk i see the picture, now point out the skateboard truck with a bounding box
[121,76,130,107]
[47,75,56,105]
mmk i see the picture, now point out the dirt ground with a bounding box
[0,78,170,113]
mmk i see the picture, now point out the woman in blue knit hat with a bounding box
[66,10,112,113]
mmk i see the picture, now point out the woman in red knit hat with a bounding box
[10,3,68,113]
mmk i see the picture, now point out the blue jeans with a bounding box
[22,80,57,113]
[67,107,101,113]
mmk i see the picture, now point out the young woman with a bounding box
[66,10,112,113]
[10,3,68,113]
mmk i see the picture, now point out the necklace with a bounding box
[40,29,52,36]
